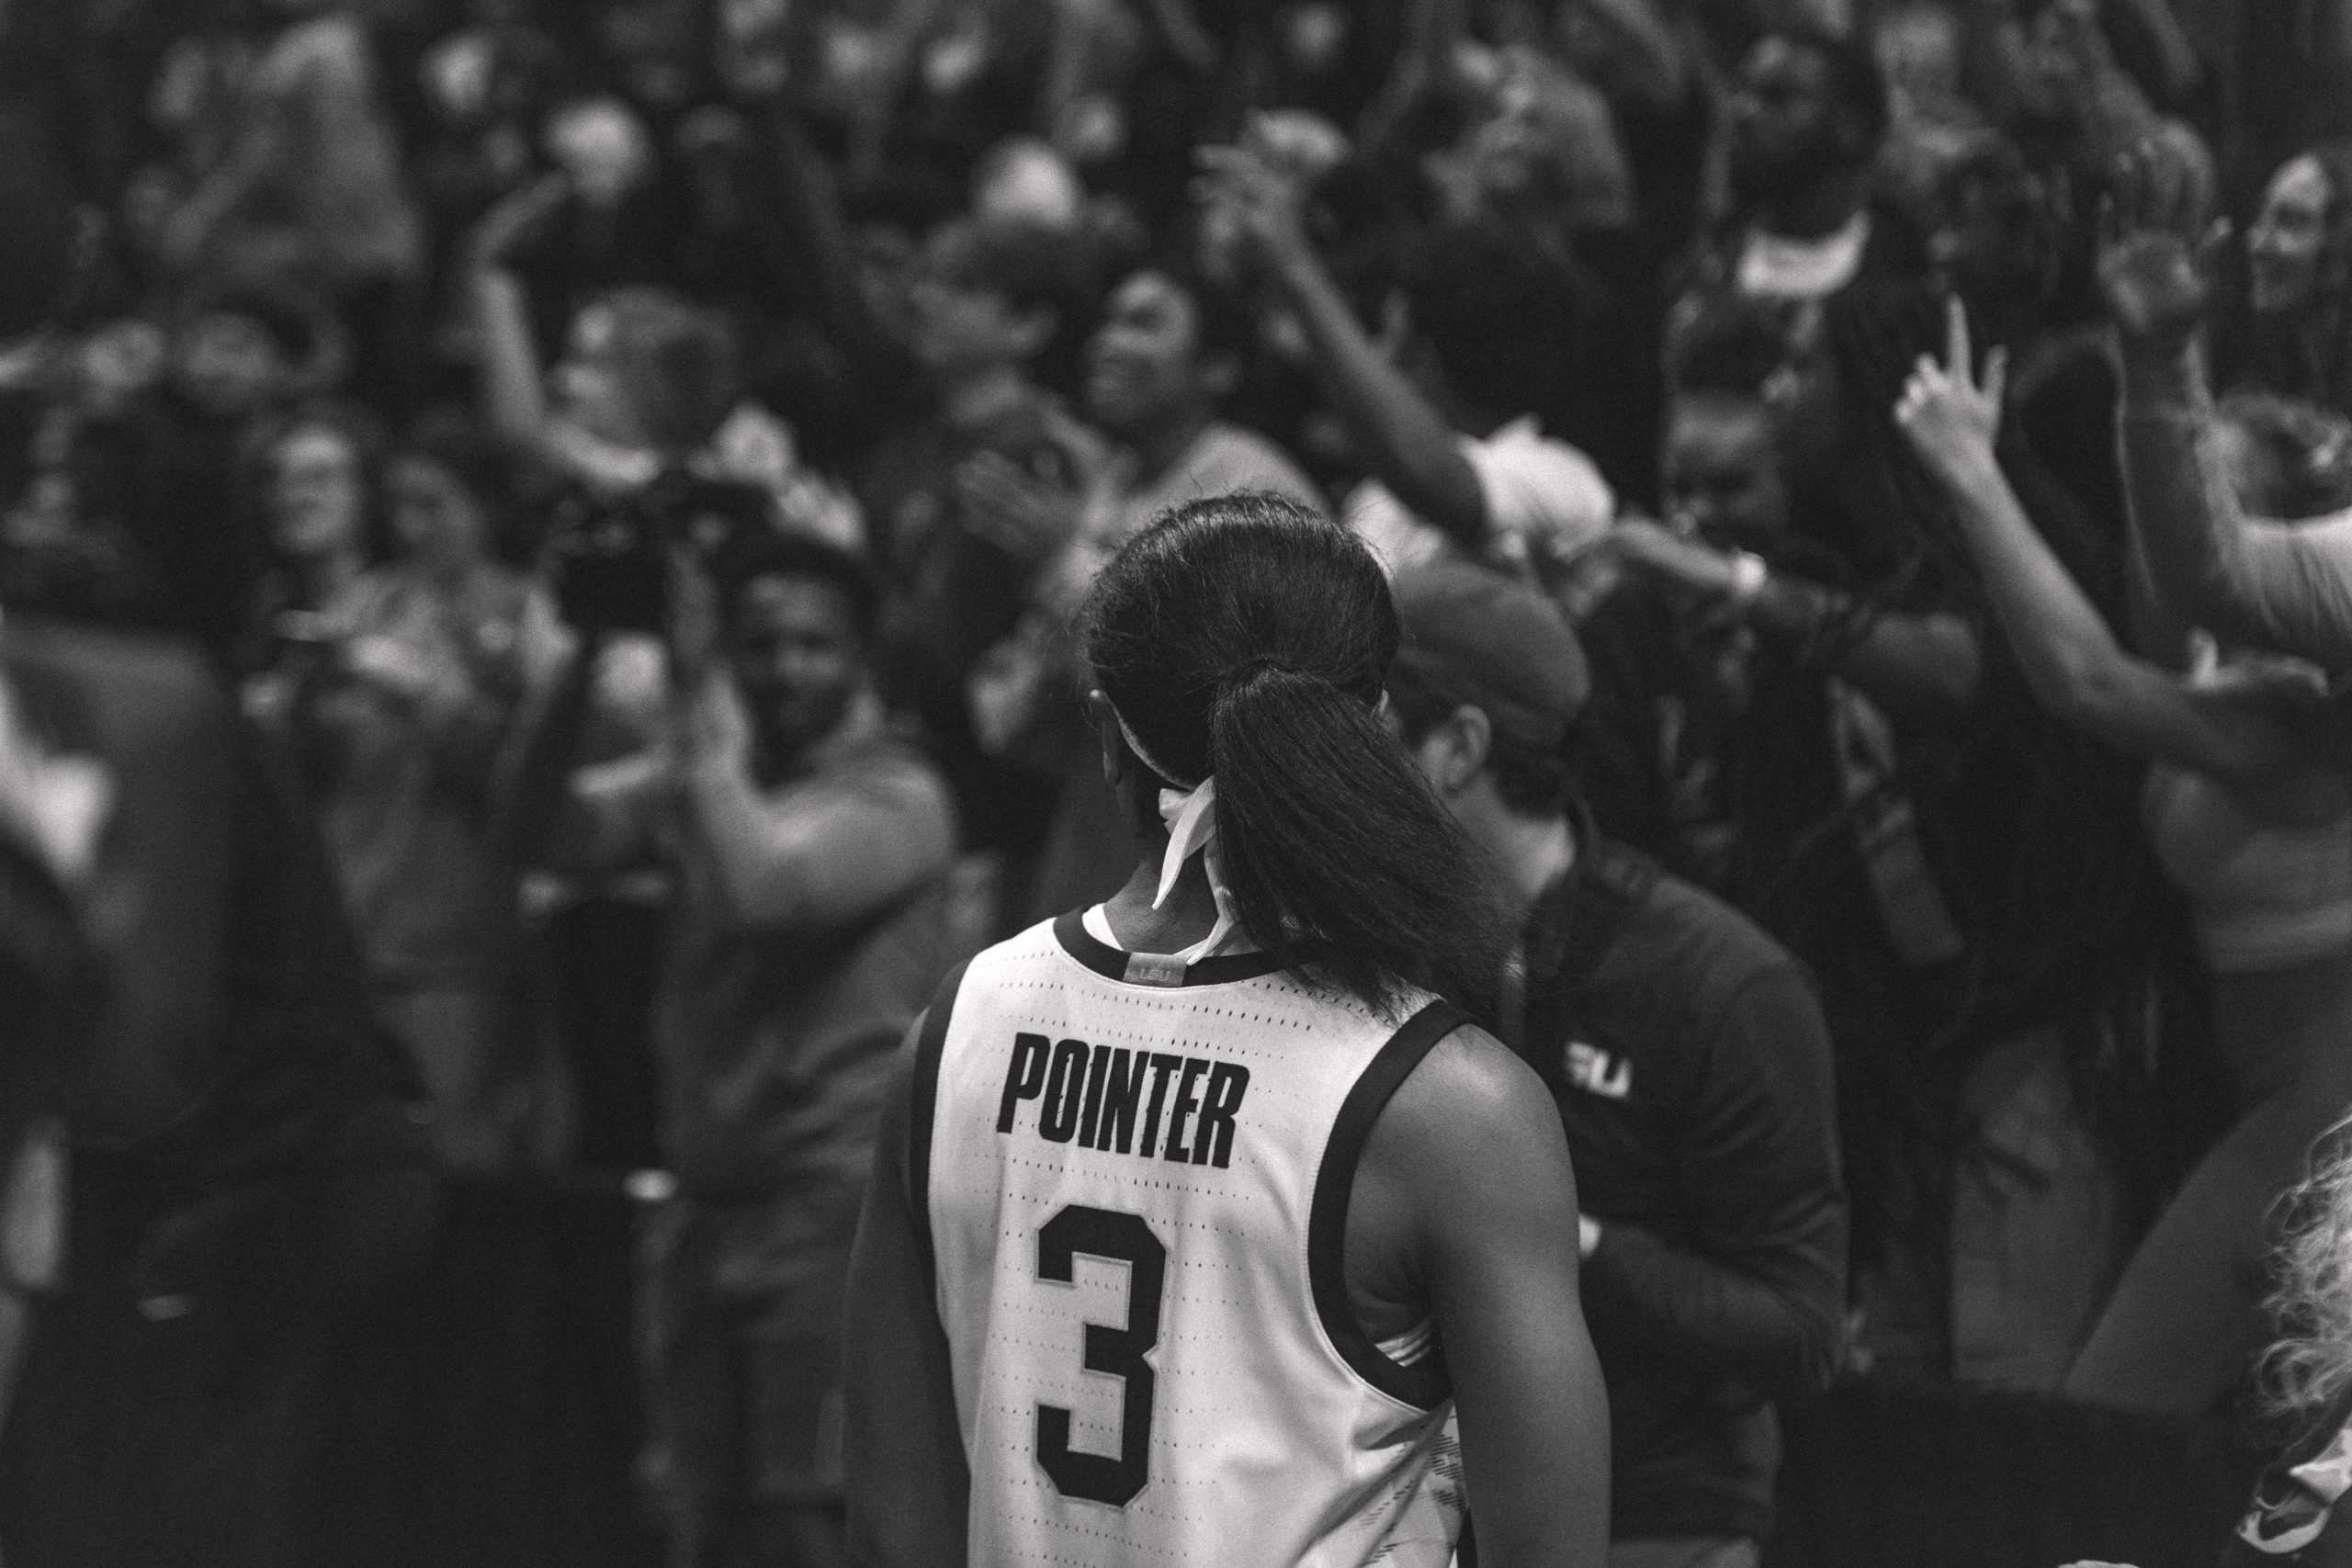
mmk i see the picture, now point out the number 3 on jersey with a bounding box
[1034,1204,1167,1506]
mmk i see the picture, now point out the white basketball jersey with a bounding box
[913,913,1470,1568]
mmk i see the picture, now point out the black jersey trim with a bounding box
[907,958,970,1301]
[1306,998,1468,1411]
[1051,910,1288,987]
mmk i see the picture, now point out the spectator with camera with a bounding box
[511,523,954,1567]
[471,180,874,1176]
[239,400,385,670]
[467,166,863,551]
[469,165,740,503]
[243,406,561,1172]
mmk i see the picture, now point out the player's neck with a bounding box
[1098,854,1224,955]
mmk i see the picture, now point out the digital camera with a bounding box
[545,471,775,636]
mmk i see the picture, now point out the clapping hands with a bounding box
[956,451,1082,565]
[1193,138,1317,284]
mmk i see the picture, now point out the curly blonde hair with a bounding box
[2261,1118,2352,1424]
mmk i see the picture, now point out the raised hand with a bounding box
[2041,0,2115,87]
[676,662,754,774]
[1605,517,1745,599]
[1193,138,1317,283]
[466,171,571,273]
[665,543,723,697]
[2096,138,2228,347]
[955,450,1081,565]
[1894,296,2008,486]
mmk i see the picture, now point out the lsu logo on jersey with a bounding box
[1563,1041,1632,1101]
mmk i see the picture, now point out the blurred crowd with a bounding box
[9,0,2352,1563]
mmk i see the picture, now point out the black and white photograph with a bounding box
[0,0,2343,1564]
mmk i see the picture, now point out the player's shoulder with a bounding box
[944,915,1067,996]
[1377,1015,1564,1165]
[1359,1014,1579,1234]
[1412,1014,1542,1093]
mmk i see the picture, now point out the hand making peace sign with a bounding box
[1894,296,2007,489]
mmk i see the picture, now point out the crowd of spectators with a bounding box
[9,0,2352,1562]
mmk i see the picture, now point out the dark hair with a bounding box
[1665,292,1788,398]
[929,214,1095,393]
[1770,20,1891,163]
[1788,283,1959,585]
[1079,491,1509,1016]
[2238,141,2352,412]
[2301,140,2352,265]
[0,130,76,343]
[0,832,98,1102]
[2013,0,2188,111]
[931,214,1087,321]
[1384,660,1574,818]
[1931,132,2065,312]
[1126,256,1257,369]
[393,404,525,560]
[719,525,884,645]
[1403,219,1582,420]
[1665,381,1783,460]
[396,405,514,515]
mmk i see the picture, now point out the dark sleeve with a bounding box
[1567,586,1673,858]
[843,1022,971,1568]
[733,96,922,460]
[2014,344,2125,571]
[1577,961,1849,1398]
[0,827,100,1108]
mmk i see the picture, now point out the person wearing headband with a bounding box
[844,490,1611,1568]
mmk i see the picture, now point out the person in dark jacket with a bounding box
[0,615,437,1568]
[1387,558,1849,1565]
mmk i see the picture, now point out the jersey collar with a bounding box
[1053,910,1287,988]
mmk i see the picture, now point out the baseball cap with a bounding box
[1389,559,1589,747]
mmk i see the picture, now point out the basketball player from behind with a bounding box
[844,492,1610,1566]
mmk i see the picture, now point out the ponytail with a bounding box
[1082,491,1517,1016]
[1209,665,1510,1018]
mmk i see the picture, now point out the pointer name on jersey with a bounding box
[997,1033,1251,1169]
